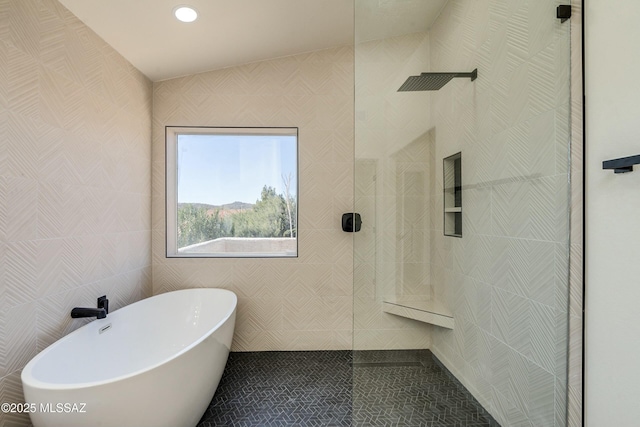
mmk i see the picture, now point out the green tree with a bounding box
[177,204,227,247]
[282,173,296,238]
[231,186,289,237]
[177,185,297,246]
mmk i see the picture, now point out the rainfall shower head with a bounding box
[398,69,478,91]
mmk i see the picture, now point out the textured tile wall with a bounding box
[427,1,574,426]
[0,0,152,424]
[353,33,433,350]
[151,46,355,352]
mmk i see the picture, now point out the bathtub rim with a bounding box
[21,288,237,391]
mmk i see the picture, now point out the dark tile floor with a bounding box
[197,350,500,427]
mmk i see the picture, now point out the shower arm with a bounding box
[421,70,477,81]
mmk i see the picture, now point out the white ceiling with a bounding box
[58,0,448,82]
[355,0,448,44]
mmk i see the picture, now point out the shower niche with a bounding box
[443,152,462,237]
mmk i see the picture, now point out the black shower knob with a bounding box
[342,213,362,232]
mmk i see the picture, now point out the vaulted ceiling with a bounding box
[58,0,447,81]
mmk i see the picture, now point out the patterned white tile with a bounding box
[567,377,581,427]
[6,111,40,181]
[38,64,74,127]
[529,44,557,117]
[36,286,91,351]
[528,301,556,373]
[353,326,431,351]
[528,360,555,425]
[555,376,568,427]
[5,241,37,308]
[0,176,6,243]
[528,240,557,307]
[6,38,39,122]
[231,328,283,352]
[0,301,37,378]
[429,2,578,426]
[5,176,37,242]
[530,175,563,242]
[0,40,7,110]
[0,370,31,426]
[0,0,152,391]
[492,386,532,427]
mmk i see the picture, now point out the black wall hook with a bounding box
[557,5,571,23]
[602,154,640,174]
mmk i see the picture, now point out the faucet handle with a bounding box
[98,295,109,314]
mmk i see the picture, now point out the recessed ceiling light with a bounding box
[174,6,198,23]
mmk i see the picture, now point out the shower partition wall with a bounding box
[353,1,571,426]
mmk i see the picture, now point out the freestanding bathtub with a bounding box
[21,288,237,427]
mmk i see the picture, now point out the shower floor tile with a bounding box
[197,350,499,427]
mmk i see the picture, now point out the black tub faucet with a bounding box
[71,307,106,319]
[71,295,109,319]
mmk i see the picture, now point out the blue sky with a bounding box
[177,133,297,206]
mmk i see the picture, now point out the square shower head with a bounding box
[398,69,478,92]
[398,73,458,91]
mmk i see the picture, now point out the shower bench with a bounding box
[382,297,454,329]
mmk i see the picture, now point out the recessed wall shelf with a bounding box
[383,296,454,329]
[444,152,462,237]
[602,154,640,174]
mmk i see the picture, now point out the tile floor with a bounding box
[197,350,499,427]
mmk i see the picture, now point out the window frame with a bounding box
[165,126,299,258]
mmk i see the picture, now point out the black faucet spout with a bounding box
[71,307,107,319]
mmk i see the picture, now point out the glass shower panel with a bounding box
[353,8,434,352]
[353,1,572,426]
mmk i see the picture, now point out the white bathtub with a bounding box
[21,288,237,427]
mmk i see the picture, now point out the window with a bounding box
[166,127,298,257]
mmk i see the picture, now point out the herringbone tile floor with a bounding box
[197,350,499,427]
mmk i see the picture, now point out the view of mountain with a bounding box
[177,186,297,248]
[178,201,254,211]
